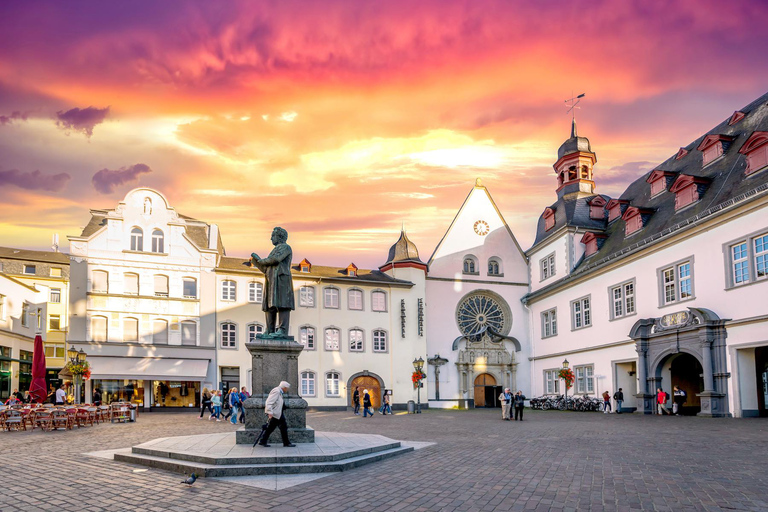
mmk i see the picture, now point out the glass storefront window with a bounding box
[0,346,11,401]
[19,350,32,393]
[153,381,200,408]
[92,379,145,405]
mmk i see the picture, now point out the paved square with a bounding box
[0,409,766,511]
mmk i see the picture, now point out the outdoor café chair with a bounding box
[76,408,93,427]
[110,403,128,423]
[86,407,98,425]
[20,409,35,431]
[97,405,110,423]
[35,410,53,431]
[51,409,70,431]
[3,410,26,431]
[65,408,79,428]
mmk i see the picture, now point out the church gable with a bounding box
[428,179,528,281]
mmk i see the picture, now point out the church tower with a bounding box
[553,119,597,199]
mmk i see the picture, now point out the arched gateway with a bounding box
[630,308,730,417]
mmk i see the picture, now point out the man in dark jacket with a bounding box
[362,389,373,418]
[673,386,687,415]
[513,391,526,421]
[613,388,624,414]
[353,387,360,415]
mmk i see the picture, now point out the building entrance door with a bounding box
[756,347,768,417]
[349,375,381,409]
[670,353,704,414]
[473,374,500,408]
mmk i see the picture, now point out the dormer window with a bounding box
[299,258,312,273]
[346,263,358,277]
[669,174,711,210]
[622,206,653,236]
[697,134,734,167]
[587,196,606,220]
[543,207,556,231]
[728,111,745,126]
[646,170,677,197]
[606,199,629,223]
[739,131,768,176]
[580,232,607,257]
[675,148,688,160]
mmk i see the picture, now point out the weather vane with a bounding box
[564,92,586,120]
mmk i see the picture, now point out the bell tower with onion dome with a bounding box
[553,119,597,199]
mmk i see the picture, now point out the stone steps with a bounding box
[114,444,414,477]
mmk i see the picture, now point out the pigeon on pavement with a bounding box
[181,473,198,486]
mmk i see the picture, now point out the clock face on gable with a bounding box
[473,220,490,236]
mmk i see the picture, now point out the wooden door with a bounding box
[349,376,381,409]
[473,374,496,407]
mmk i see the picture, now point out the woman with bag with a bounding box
[362,389,373,417]
[210,390,222,421]
[199,387,213,419]
[229,387,241,425]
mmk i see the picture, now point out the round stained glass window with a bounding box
[456,291,511,341]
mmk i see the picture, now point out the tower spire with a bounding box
[571,118,577,138]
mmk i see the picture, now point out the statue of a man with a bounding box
[251,227,295,337]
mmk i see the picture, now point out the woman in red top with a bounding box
[602,391,612,413]
[656,388,670,415]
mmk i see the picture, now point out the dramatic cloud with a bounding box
[0,168,71,192]
[91,163,152,194]
[0,111,30,125]
[55,106,109,137]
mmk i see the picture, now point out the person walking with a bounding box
[257,381,296,448]
[513,390,526,421]
[228,387,241,425]
[602,390,612,413]
[92,388,102,406]
[383,392,392,415]
[362,389,373,417]
[499,388,512,420]
[55,383,67,405]
[353,387,360,415]
[238,387,249,424]
[673,386,687,415]
[199,387,213,419]
[211,390,222,421]
[613,388,624,414]
[656,388,670,415]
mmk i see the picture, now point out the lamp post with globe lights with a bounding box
[412,357,425,413]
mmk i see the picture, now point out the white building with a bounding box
[214,230,428,409]
[68,188,221,409]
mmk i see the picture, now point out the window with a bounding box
[589,197,606,220]
[756,234,768,280]
[23,264,35,275]
[373,329,388,352]
[50,288,61,303]
[21,302,29,327]
[181,321,197,346]
[571,296,591,330]
[542,309,557,338]
[0,294,4,320]
[732,242,749,284]
[540,253,555,281]
[124,273,139,295]
[658,259,694,306]
[488,258,501,276]
[123,318,139,342]
[248,282,263,303]
[543,208,555,231]
[725,232,768,287]
[610,280,635,319]
[544,370,560,395]
[248,323,264,342]
[299,286,315,307]
[702,142,723,166]
[50,267,62,278]
[91,316,108,342]
[44,343,65,358]
[153,320,168,344]
[740,132,768,176]
[221,280,236,301]
[349,329,363,352]
[36,308,42,331]
[301,371,316,397]
[49,314,61,331]
[324,328,340,351]
[371,291,387,312]
[92,270,108,293]
[323,287,339,309]
[325,372,340,397]
[151,229,164,253]
[348,289,363,310]
[299,326,316,350]
[183,278,197,299]
[463,258,476,274]
[221,323,236,348]
[154,275,169,297]
[130,227,143,251]
[575,365,594,394]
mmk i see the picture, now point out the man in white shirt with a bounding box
[258,381,296,448]
[55,384,67,405]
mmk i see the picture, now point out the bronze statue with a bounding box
[251,227,295,337]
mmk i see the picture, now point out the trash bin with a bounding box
[129,408,136,422]
[407,400,415,414]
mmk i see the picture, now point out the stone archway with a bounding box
[347,371,384,409]
[630,307,729,417]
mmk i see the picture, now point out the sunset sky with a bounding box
[1,1,767,268]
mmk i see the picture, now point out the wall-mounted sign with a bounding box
[660,311,689,328]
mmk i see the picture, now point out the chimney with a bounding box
[208,224,219,250]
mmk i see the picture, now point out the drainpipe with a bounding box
[523,299,535,396]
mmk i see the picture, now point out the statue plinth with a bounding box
[235,334,315,444]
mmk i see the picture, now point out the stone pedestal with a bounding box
[235,334,315,444]
[697,391,729,417]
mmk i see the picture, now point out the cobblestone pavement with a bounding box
[0,408,766,512]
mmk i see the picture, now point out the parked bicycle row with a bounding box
[529,394,604,411]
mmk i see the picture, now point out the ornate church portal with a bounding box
[452,290,521,407]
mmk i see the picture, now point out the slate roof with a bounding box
[382,230,425,267]
[0,246,70,265]
[216,256,415,287]
[533,193,612,246]
[527,90,768,298]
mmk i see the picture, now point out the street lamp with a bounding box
[562,358,569,408]
[412,357,424,414]
[67,346,78,363]
[68,348,87,405]
[77,349,86,363]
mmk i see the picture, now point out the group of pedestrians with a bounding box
[656,386,687,415]
[200,386,250,423]
[352,386,392,417]
[499,388,527,421]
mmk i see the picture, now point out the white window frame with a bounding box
[130,227,143,251]
[371,290,387,312]
[544,370,560,395]
[541,308,557,338]
[323,287,340,309]
[325,371,341,397]
[90,316,108,342]
[487,257,502,276]
[151,229,164,253]
[299,326,316,350]
[299,286,315,307]
[247,323,264,342]
[248,282,263,303]
[574,365,594,395]
[49,314,61,331]
[0,294,4,321]
[220,322,237,349]
[21,302,29,327]
[153,274,169,297]
[301,371,316,397]
[609,279,636,320]
[570,295,591,330]
[349,328,364,352]
[463,256,478,275]
[50,288,61,303]
[348,289,363,311]
[324,327,340,351]
[181,321,197,346]
[723,230,768,289]
[153,319,169,345]
[183,278,197,299]
[373,329,388,353]
[540,253,556,281]
[221,280,236,302]
[124,273,140,295]
[92,270,109,293]
[657,257,695,307]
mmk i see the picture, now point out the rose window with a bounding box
[456,292,510,341]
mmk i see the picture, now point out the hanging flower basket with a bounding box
[411,371,426,389]
[558,368,575,390]
[65,360,91,380]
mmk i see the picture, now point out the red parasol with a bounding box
[29,335,47,403]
